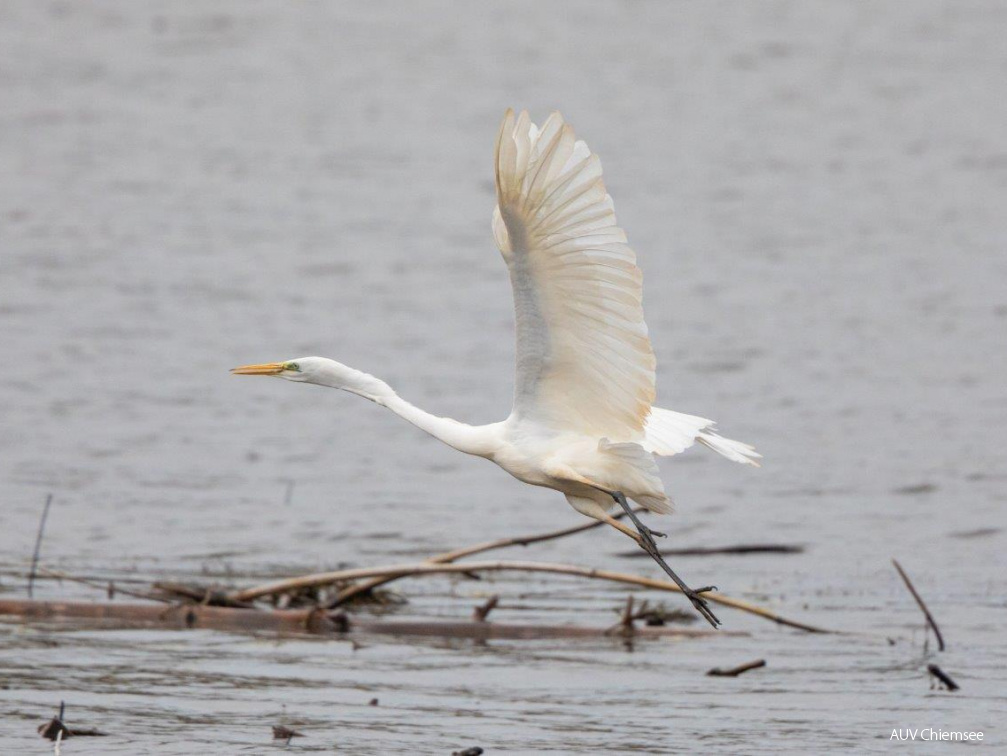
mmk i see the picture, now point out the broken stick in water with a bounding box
[27,493,53,599]
[36,567,168,603]
[472,595,498,622]
[605,595,637,638]
[37,701,107,740]
[892,559,946,651]
[706,659,767,677]
[619,543,804,558]
[272,725,303,744]
[0,598,737,641]
[926,664,959,691]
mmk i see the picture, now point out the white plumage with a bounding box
[233,109,760,625]
[493,109,655,442]
[490,110,758,516]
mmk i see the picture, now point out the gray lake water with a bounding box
[2,1,1006,753]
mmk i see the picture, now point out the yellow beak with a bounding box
[230,362,287,376]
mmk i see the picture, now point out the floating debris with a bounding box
[272,725,304,744]
[38,702,106,740]
[707,659,767,677]
[927,664,960,691]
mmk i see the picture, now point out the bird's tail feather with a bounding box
[696,431,762,467]
[643,406,761,467]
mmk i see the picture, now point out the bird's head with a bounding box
[231,356,394,401]
[230,357,317,382]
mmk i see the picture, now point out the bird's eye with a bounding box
[285,362,300,372]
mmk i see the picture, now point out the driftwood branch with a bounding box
[892,559,946,651]
[0,599,737,641]
[330,507,648,607]
[707,659,767,677]
[227,560,834,633]
[618,543,803,558]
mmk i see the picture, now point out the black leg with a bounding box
[611,491,721,628]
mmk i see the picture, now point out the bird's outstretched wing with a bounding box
[493,110,655,439]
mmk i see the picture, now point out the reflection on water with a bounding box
[2,0,1006,752]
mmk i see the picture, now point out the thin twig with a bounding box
[707,659,766,677]
[618,543,803,558]
[605,595,637,637]
[620,595,636,632]
[330,508,648,607]
[892,559,945,651]
[472,595,498,622]
[28,494,53,598]
[229,560,834,633]
[0,570,151,586]
[36,567,170,603]
[151,581,257,608]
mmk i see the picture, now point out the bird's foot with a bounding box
[636,525,665,551]
[682,588,720,628]
[636,539,721,627]
[609,489,721,628]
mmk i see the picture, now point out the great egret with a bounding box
[233,110,760,626]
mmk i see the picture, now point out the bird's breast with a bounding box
[491,444,553,487]
[490,428,591,490]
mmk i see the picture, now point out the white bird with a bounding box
[233,110,760,626]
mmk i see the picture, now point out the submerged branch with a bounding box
[707,658,767,677]
[0,599,734,641]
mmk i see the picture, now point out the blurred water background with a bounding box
[1,1,1005,752]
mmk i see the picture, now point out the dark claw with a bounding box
[694,586,718,594]
[690,598,720,627]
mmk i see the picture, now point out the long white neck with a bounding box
[306,359,500,458]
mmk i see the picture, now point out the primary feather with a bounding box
[493,109,656,441]
[493,109,758,475]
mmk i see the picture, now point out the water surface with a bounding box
[2,1,1005,752]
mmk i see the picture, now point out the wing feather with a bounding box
[643,406,762,466]
[494,110,656,439]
